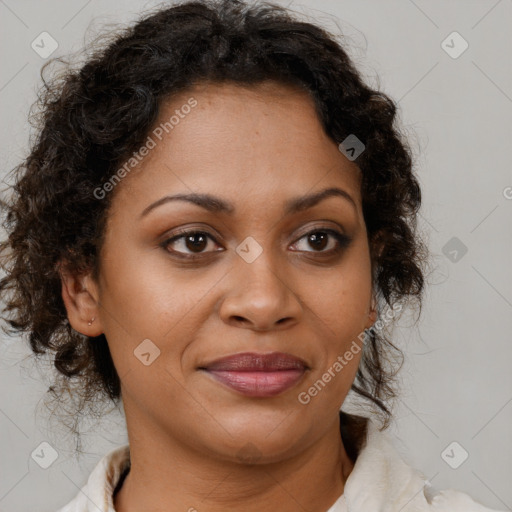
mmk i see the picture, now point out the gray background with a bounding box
[1,0,511,511]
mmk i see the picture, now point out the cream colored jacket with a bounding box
[56,418,506,511]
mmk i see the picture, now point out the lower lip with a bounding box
[203,369,306,397]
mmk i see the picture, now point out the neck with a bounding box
[114,413,355,512]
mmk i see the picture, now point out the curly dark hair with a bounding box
[0,0,430,454]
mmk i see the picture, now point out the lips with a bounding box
[202,352,309,372]
[199,352,309,397]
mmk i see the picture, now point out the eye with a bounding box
[161,229,222,259]
[291,229,352,254]
[160,227,353,260]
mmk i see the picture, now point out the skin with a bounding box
[60,80,378,512]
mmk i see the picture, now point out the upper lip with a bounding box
[200,352,309,371]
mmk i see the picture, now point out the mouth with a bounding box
[198,352,309,398]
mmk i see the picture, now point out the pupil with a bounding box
[186,234,207,252]
[310,232,327,250]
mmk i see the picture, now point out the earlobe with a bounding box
[58,262,103,337]
[367,308,377,327]
[364,297,378,330]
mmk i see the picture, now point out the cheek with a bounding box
[307,261,372,338]
[99,240,188,330]
[300,252,371,396]
[98,247,223,380]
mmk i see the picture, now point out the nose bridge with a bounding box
[219,234,301,329]
[235,233,288,300]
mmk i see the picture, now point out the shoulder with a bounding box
[55,444,130,512]
[341,414,505,512]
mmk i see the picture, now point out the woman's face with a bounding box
[70,81,377,462]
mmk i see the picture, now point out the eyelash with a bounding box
[160,228,352,260]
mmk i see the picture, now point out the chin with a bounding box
[200,409,313,462]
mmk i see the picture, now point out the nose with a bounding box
[218,249,302,332]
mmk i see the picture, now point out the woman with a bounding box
[0,0,504,510]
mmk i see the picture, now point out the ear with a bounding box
[370,230,386,263]
[365,230,385,331]
[57,261,104,337]
[364,295,378,331]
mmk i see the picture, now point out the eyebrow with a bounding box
[139,186,357,219]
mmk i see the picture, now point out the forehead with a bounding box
[109,80,362,213]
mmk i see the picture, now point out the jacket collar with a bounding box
[341,418,432,510]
